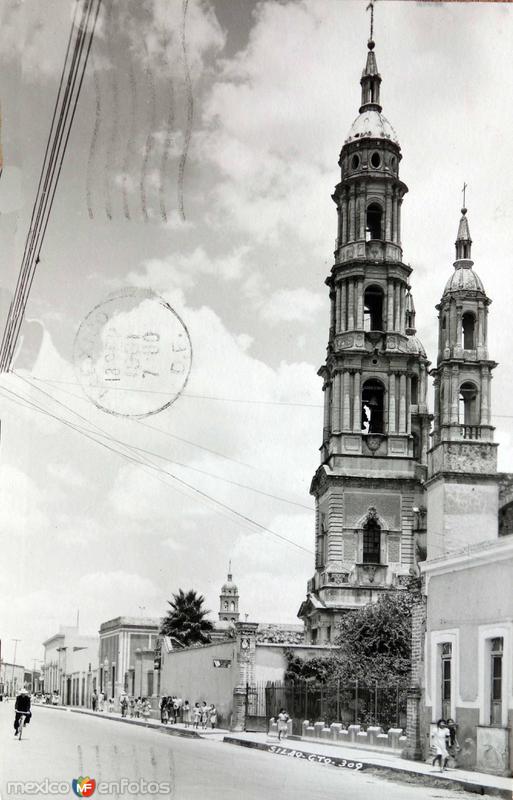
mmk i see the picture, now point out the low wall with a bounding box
[296,720,406,753]
[159,640,236,728]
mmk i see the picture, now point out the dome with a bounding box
[345,109,399,145]
[406,335,427,358]
[221,575,237,593]
[443,265,485,296]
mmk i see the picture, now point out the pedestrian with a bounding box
[209,704,217,730]
[167,696,175,724]
[192,702,201,730]
[120,693,128,718]
[91,691,97,712]
[160,695,168,724]
[201,701,209,730]
[108,697,114,714]
[135,697,142,718]
[446,718,460,766]
[277,708,289,741]
[128,696,135,718]
[98,691,105,712]
[431,719,450,772]
[182,700,191,729]
[142,698,151,720]
[173,696,182,724]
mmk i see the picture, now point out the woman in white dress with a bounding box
[431,719,450,772]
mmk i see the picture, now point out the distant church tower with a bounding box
[218,564,240,622]
[427,206,499,557]
[298,35,431,644]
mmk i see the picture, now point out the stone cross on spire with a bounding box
[366,0,375,41]
[462,181,467,211]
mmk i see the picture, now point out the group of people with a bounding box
[159,696,218,730]
[430,718,460,772]
[91,690,152,719]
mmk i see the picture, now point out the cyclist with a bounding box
[14,688,31,736]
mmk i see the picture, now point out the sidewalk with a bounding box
[37,702,228,739]
[224,731,513,798]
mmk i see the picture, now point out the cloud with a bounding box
[260,287,325,325]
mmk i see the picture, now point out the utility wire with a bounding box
[3,376,313,555]
[0,0,102,373]
[15,372,313,511]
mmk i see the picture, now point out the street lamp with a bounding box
[135,648,143,698]
[11,639,20,696]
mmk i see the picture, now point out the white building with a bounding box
[42,625,98,706]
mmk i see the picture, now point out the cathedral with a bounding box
[298,33,503,644]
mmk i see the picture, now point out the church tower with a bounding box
[218,564,240,622]
[427,205,499,557]
[298,35,431,644]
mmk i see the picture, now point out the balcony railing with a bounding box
[461,425,481,440]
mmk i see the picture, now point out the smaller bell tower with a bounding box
[427,204,499,557]
[218,563,240,622]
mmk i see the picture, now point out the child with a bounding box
[183,700,191,729]
[277,708,289,741]
[431,719,450,772]
[209,704,217,730]
[200,701,209,730]
[192,702,201,730]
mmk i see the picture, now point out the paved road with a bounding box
[0,703,475,800]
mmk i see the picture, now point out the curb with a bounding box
[222,736,511,798]
[69,708,203,738]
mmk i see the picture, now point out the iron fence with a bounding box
[245,680,407,735]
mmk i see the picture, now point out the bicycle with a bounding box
[17,711,30,741]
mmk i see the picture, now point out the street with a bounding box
[0,703,478,800]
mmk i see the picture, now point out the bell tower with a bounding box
[218,563,240,622]
[298,31,431,644]
[427,205,499,557]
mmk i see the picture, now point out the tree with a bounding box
[333,590,415,684]
[160,589,214,647]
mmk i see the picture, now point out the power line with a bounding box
[15,372,313,512]
[0,0,102,373]
[1,378,313,555]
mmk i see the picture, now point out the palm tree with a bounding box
[160,589,214,647]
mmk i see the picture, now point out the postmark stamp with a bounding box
[74,287,192,418]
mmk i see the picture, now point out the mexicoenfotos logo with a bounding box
[72,777,96,798]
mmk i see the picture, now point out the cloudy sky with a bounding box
[1,0,512,668]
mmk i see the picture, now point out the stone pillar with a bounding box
[397,199,402,245]
[385,188,392,241]
[323,382,331,442]
[336,286,341,333]
[477,303,484,347]
[332,372,341,433]
[402,598,427,762]
[392,192,398,243]
[340,282,347,332]
[399,286,405,334]
[341,196,347,244]
[481,366,490,425]
[394,282,401,331]
[456,306,463,349]
[399,373,407,433]
[433,377,440,433]
[387,281,394,331]
[352,371,361,432]
[388,373,396,433]
[406,375,412,434]
[348,280,355,330]
[232,622,259,732]
[357,278,364,329]
[329,293,335,336]
[342,370,351,430]
[450,365,459,424]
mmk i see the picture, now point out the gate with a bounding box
[244,683,267,731]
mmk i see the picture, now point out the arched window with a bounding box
[361,379,385,434]
[462,312,476,349]
[363,518,381,563]
[411,376,419,405]
[224,601,228,610]
[230,601,235,612]
[364,285,384,331]
[442,315,447,331]
[366,203,383,240]
[459,382,479,425]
